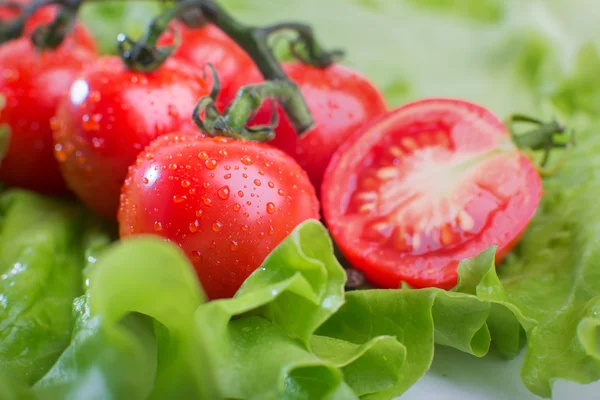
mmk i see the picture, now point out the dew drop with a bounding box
[169,163,178,170]
[201,195,212,206]
[205,159,218,170]
[198,151,209,160]
[203,182,211,189]
[266,202,275,214]
[241,155,253,165]
[189,220,200,233]
[233,203,241,212]
[217,185,230,200]
[154,221,163,231]
[237,190,244,198]
[268,181,275,188]
[142,177,149,184]
[224,173,232,179]
[241,224,249,232]
[268,225,275,235]
[278,189,284,196]
[191,250,202,262]
[224,165,231,171]
[218,148,228,157]
[254,179,262,186]
[230,240,239,251]
[258,170,265,176]
[173,195,187,204]
[181,179,191,188]
[212,221,223,232]
[195,209,203,217]
[82,114,100,131]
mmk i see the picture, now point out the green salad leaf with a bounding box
[0,190,111,384]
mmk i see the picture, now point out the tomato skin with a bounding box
[0,38,95,193]
[53,56,212,218]
[159,23,258,110]
[249,63,387,194]
[322,98,542,290]
[118,133,320,299]
[0,1,96,52]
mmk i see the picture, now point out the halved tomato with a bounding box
[322,98,542,289]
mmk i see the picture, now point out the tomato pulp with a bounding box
[118,134,320,299]
[250,63,387,194]
[322,98,542,289]
[0,38,95,193]
[54,56,212,218]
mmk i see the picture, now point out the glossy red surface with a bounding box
[53,56,211,218]
[118,133,320,299]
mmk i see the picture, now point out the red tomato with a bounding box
[159,22,257,110]
[0,0,96,52]
[53,56,212,218]
[322,98,542,290]
[0,38,95,193]
[118,133,320,299]
[249,63,387,194]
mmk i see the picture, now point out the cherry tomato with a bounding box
[0,38,95,193]
[118,133,320,299]
[53,56,212,218]
[159,22,257,110]
[0,0,96,52]
[249,63,387,194]
[322,98,542,290]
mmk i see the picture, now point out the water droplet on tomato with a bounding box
[181,180,191,188]
[212,221,223,232]
[142,177,149,184]
[169,163,177,170]
[224,165,231,171]
[254,179,262,186]
[173,195,187,204]
[49,117,61,132]
[196,209,203,217]
[258,170,265,176]
[224,173,232,179]
[205,159,218,170]
[82,114,100,131]
[241,224,249,232]
[237,191,244,198]
[268,225,275,235]
[154,221,162,231]
[55,146,68,162]
[233,204,241,212]
[89,91,101,102]
[241,155,253,165]
[210,240,217,249]
[268,181,275,188]
[266,202,275,214]
[230,240,238,251]
[277,189,284,196]
[242,173,248,178]
[217,186,230,200]
[198,152,209,160]
[191,250,202,262]
[203,182,211,189]
[218,148,228,157]
[201,195,212,206]
[189,220,200,233]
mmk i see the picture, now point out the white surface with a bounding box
[402,346,600,400]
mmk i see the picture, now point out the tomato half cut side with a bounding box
[321,98,542,290]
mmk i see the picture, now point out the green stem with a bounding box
[193,76,313,141]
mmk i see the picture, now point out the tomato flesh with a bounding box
[322,98,542,289]
[118,133,320,299]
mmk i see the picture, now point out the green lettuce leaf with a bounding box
[498,123,600,397]
[34,236,219,400]
[0,190,111,384]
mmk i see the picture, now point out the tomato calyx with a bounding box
[506,114,573,176]
[0,0,83,50]
[193,66,314,141]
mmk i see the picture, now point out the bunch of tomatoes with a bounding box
[0,0,547,300]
